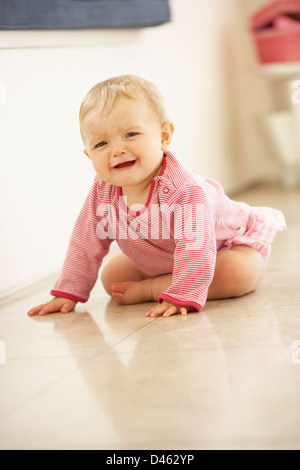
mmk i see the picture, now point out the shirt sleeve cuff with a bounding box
[50,290,87,303]
[158,293,202,312]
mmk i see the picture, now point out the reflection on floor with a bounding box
[0,185,299,450]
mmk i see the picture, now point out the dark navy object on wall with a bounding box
[0,0,171,29]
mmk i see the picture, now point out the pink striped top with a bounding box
[51,151,286,311]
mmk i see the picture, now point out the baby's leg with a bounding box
[134,246,264,302]
[207,245,265,299]
[103,245,265,306]
[101,252,146,295]
[101,253,171,305]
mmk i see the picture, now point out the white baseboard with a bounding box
[0,242,122,301]
[0,267,61,301]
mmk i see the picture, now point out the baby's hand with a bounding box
[145,300,192,318]
[28,297,77,316]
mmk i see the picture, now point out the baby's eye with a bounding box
[95,141,107,148]
[126,132,138,138]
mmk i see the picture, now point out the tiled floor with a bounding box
[0,185,299,450]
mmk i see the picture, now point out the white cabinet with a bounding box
[258,63,300,188]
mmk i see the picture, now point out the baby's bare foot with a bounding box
[111,280,154,305]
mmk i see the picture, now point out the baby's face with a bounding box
[81,95,171,191]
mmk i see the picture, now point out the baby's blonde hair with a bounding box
[79,74,167,134]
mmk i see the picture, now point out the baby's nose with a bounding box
[112,143,126,157]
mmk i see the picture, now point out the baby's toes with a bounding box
[111,282,126,294]
[112,291,125,305]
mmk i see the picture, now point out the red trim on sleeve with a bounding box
[50,290,87,304]
[158,293,202,312]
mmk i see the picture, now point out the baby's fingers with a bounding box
[61,302,75,314]
[145,301,191,318]
[145,305,165,317]
[36,303,60,316]
[145,304,177,318]
[145,307,154,317]
[162,305,178,317]
[28,304,46,316]
[28,299,75,316]
[39,301,74,316]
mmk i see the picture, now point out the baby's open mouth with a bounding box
[114,160,136,169]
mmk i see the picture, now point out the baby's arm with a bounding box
[155,187,216,315]
[28,297,77,316]
[28,178,112,317]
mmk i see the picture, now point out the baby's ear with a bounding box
[83,149,90,159]
[161,121,174,150]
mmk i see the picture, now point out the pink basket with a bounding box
[250,0,300,63]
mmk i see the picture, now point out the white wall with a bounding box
[0,0,279,296]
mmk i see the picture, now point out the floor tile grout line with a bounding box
[0,318,159,421]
